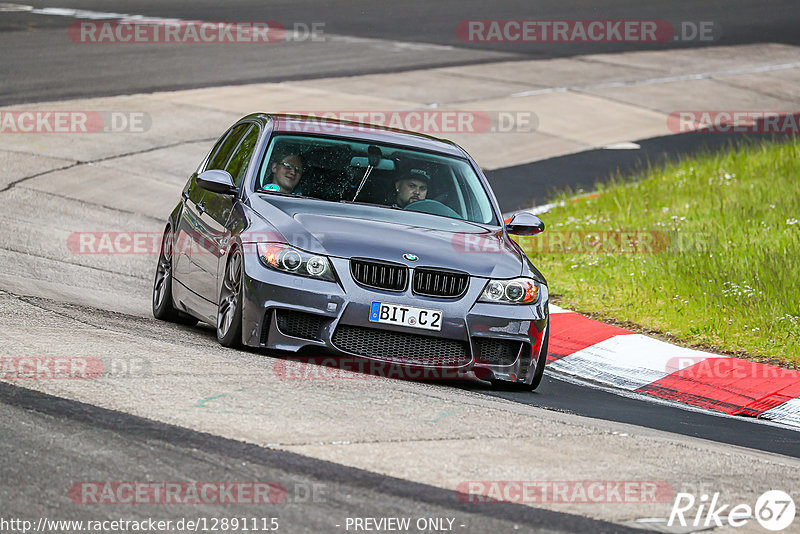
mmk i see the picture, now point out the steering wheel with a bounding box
[403,199,462,219]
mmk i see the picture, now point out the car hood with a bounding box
[247,195,523,279]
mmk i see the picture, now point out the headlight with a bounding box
[479,277,539,304]
[257,243,336,281]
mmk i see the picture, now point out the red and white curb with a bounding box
[546,306,800,429]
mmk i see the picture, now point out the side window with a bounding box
[224,125,259,187]
[206,124,250,171]
[201,135,228,172]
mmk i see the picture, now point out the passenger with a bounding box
[263,150,304,193]
[393,168,430,208]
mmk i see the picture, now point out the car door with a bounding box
[173,123,251,300]
[193,123,260,302]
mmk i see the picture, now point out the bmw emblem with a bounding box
[403,253,418,262]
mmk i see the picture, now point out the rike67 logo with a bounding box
[669,490,795,531]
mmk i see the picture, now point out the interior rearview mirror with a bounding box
[367,145,382,167]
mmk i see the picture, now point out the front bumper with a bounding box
[240,255,549,385]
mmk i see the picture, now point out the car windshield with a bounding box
[255,134,498,225]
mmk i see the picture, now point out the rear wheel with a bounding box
[152,227,198,326]
[217,247,243,348]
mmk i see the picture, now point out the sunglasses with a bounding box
[279,161,303,173]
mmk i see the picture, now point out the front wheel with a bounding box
[217,247,243,348]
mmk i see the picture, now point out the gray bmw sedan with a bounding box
[153,114,549,390]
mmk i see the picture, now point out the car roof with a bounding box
[247,113,469,158]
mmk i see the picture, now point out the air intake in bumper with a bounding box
[332,324,470,367]
[473,338,524,366]
[273,309,327,341]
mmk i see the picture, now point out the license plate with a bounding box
[369,302,442,331]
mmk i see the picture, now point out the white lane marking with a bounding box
[511,61,800,97]
[761,398,800,429]
[504,201,561,217]
[504,191,597,217]
[2,4,182,22]
[603,141,641,150]
[548,304,571,314]
[0,3,30,11]
[0,3,31,10]
[325,33,456,51]
[32,7,158,20]
[549,333,722,391]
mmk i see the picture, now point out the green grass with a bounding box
[516,138,800,366]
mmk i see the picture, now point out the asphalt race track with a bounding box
[2,2,800,533]
[2,0,800,104]
[0,383,646,534]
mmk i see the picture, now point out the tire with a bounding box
[216,247,243,348]
[491,328,549,392]
[152,227,198,326]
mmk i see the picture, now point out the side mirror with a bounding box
[505,212,545,235]
[197,169,237,195]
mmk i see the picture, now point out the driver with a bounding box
[263,150,304,193]
[393,168,429,208]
